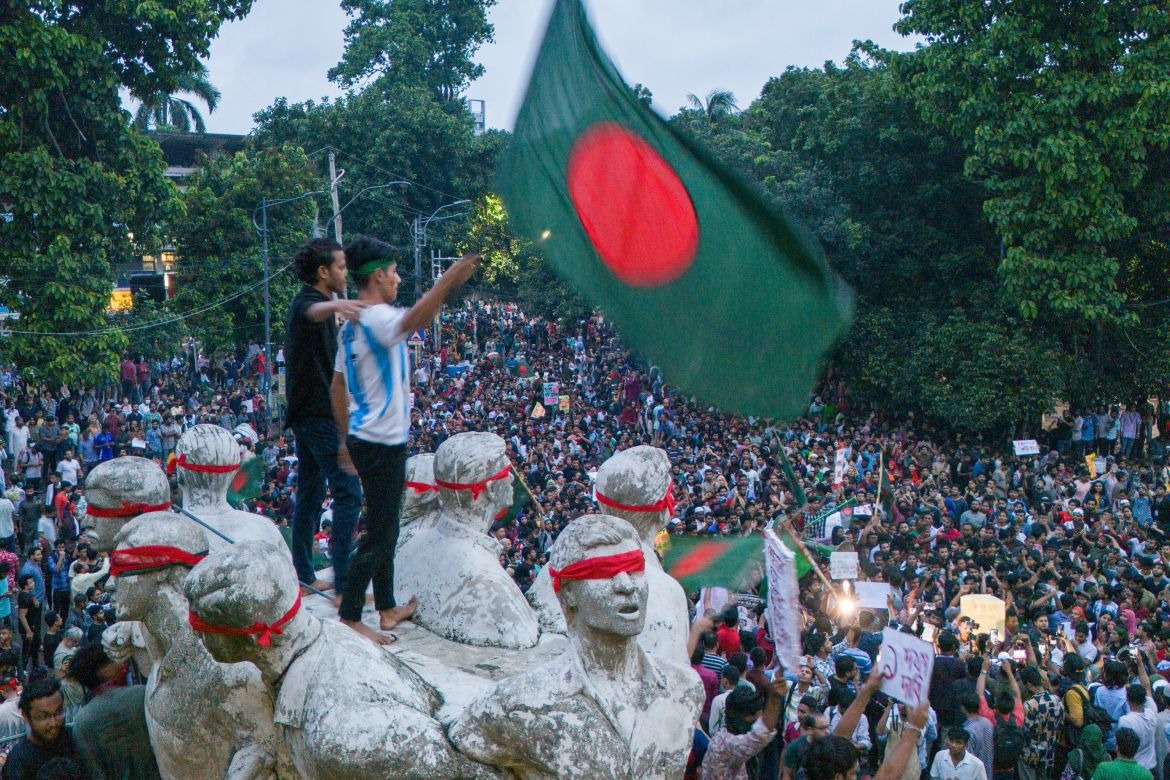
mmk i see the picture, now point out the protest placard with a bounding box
[854,581,890,609]
[959,594,1006,635]
[1013,439,1040,456]
[764,530,803,674]
[830,551,859,580]
[878,627,935,706]
[542,382,559,406]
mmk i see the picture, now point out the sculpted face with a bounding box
[107,569,157,623]
[83,513,126,552]
[562,539,648,637]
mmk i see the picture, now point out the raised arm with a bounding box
[398,254,480,336]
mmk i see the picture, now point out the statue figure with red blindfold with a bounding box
[448,513,702,778]
[109,512,286,779]
[184,541,498,779]
[529,445,690,663]
[394,432,540,649]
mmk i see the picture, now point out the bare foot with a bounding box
[340,618,397,646]
[379,596,418,631]
[310,579,333,591]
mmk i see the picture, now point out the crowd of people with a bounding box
[0,288,1168,778]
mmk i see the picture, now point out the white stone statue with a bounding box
[394,433,540,649]
[448,513,704,779]
[174,425,289,557]
[80,456,171,552]
[396,454,439,551]
[529,446,690,663]
[110,512,285,780]
[184,541,498,779]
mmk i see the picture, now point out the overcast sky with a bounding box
[194,0,918,136]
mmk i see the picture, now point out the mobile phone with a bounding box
[1011,649,1026,662]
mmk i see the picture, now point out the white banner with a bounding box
[833,447,849,487]
[542,382,560,406]
[830,551,859,580]
[878,627,935,706]
[763,530,803,674]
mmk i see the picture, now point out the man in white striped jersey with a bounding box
[330,236,479,646]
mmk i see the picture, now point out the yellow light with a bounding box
[108,288,133,312]
[540,230,552,240]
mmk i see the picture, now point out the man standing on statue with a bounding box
[285,238,367,599]
[331,236,479,644]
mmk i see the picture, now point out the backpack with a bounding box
[1071,685,1115,731]
[994,714,1026,770]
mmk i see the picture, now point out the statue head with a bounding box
[434,432,512,526]
[184,541,303,666]
[175,424,241,501]
[402,454,438,524]
[109,510,208,622]
[81,457,171,552]
[595,446,673,540]
[548,514,648,638]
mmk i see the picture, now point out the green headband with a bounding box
[354,259,397,277]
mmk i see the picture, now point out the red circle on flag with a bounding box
[566,123,699,287]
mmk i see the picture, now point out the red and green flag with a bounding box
[499,0,852,419]
[663,532,818,592]
[227,455,264,509]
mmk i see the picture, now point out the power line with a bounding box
[5,263,293,337]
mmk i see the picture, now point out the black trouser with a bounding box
[339,437,406,623]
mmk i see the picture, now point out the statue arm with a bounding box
[224,743,276,780]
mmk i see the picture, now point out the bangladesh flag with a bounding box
[663,532,818,592]
[499,0,852,419]
[227,455,264,509]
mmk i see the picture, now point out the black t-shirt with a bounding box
[285,286,338,425]
[3,731,86,780]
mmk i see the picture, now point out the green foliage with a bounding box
[329,0,495,100]
[0,0,249,387]
[133,61,222,133]
[169,145,319,356]
[112,292,190,361]
[894,0,1170,324]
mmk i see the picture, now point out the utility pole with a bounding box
[328,151,344,245]
[412,216,423,304]
[260,198,272,410]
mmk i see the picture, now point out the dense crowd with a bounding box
[0,297,1168,780]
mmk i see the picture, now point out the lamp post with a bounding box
[410,199,470,350]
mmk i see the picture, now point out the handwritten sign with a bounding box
[1013,439,1041,456]
[763,530,803,674]
[959,594,1006,635]
[854,581,890,609]
[558,394,571,412]
[830,551,859,580]
[878,627,935,706]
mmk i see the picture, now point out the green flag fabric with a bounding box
[662,535,764,593]
[499,0,852,419]
[227,455,264,509]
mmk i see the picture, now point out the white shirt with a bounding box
[930,750,987,780]
[0,498,13,539]
[56,458,80,487]
[1119,696,1159,769]
[38,514,56,545]
[334,304,411,446]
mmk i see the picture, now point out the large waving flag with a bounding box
[499,0,852,418]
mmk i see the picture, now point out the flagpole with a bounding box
[509,463,548,525]
[874,448,885,522]
[777,516,836,594]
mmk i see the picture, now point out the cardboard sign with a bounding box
[830,551,859,580]
[959,594,1006,635]
[878,627,935,706]
[854,581,891,609]
[833,447,849,487]
[1013,439,1041,456]
[558,394,570,412]
[542,382,559,406]
[530,402,546,419]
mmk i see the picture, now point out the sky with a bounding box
[195,0,918,136]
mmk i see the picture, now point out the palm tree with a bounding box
[685,89,740,121]
[133,63,221,133]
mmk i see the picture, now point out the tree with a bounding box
[683,89,739,121]
[329,0,496,100]
[169,145,319,357]
[132,61,222,133]
[0,0,252,388]
[893,0,1170,326]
